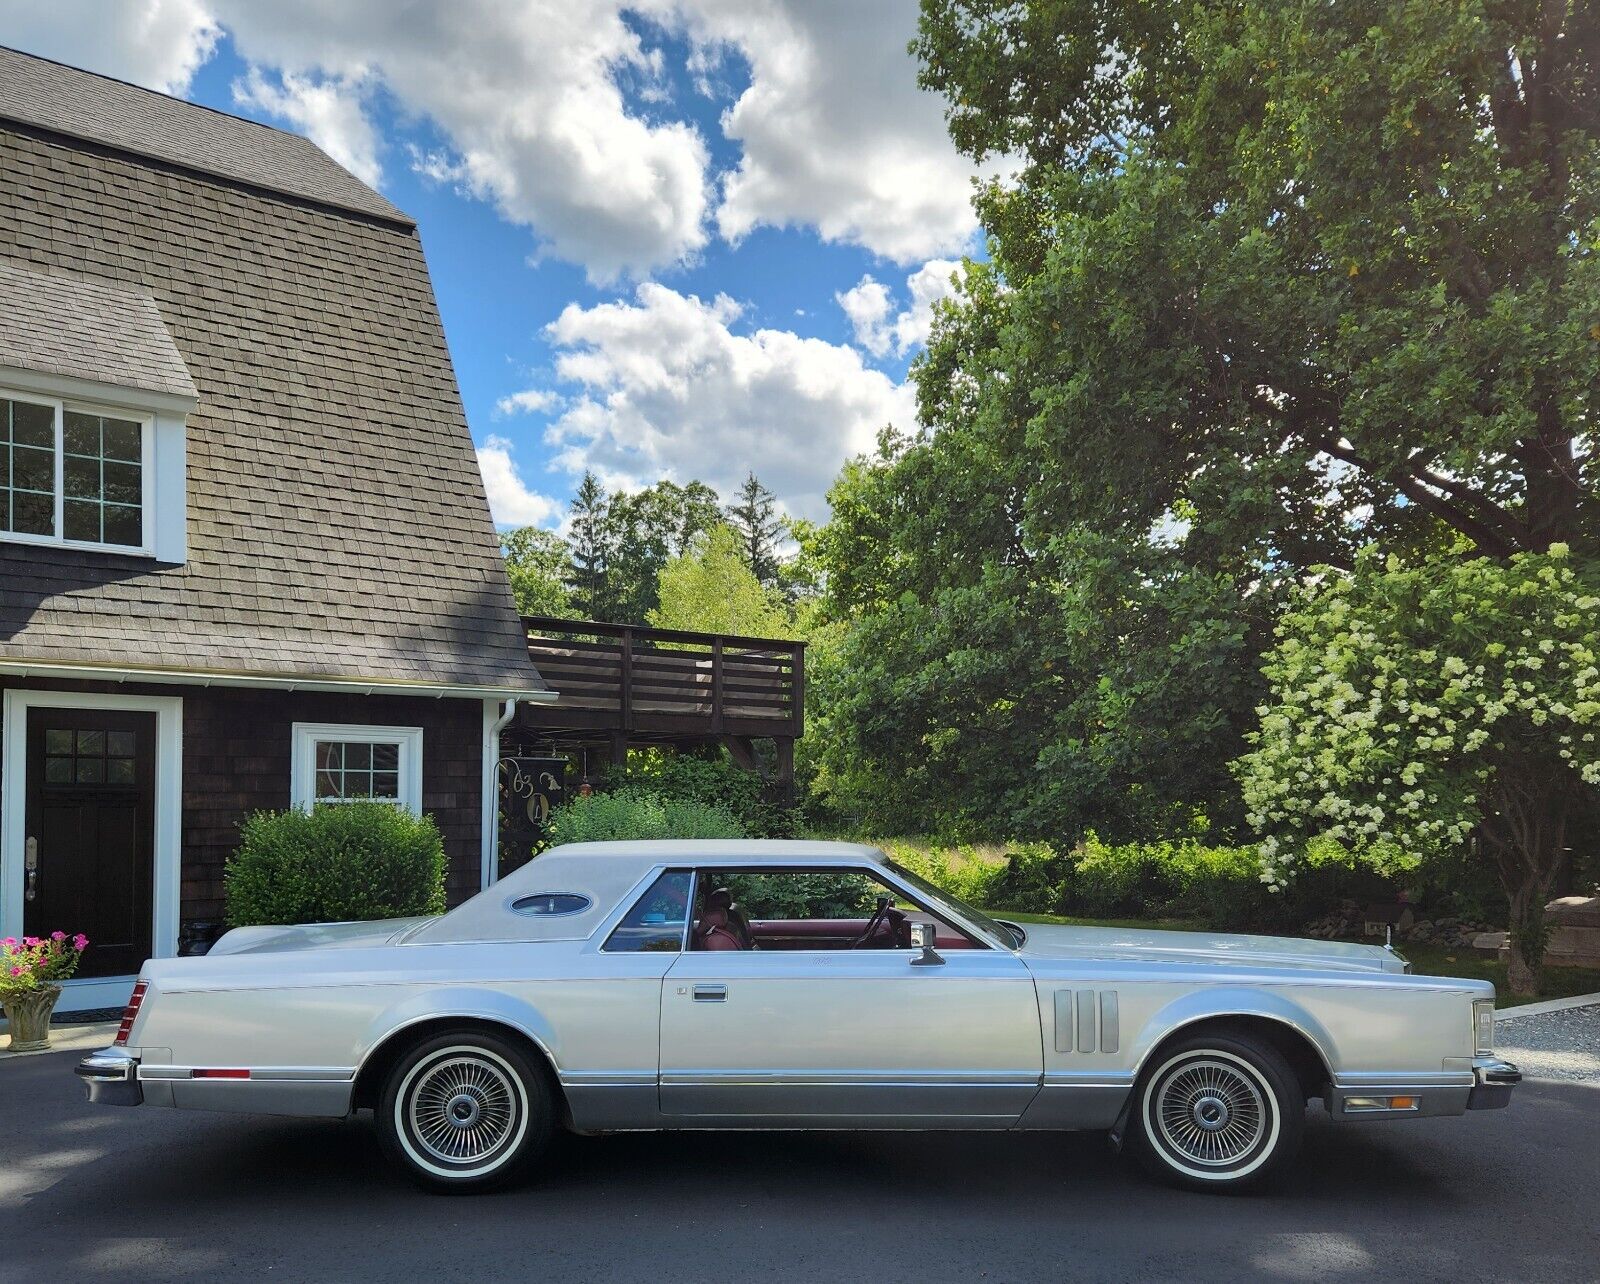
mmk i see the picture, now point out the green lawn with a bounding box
[988,909,1600,1008]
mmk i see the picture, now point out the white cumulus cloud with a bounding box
[0,0,219,93]
[838,258,963,358]
[541,283,914,519]
[684,0,992,262]
[206,0,710,282]
[476,434,563,527]
[231,66,381,185]
[493,388,563,418]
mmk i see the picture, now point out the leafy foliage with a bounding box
[225,803,447,928]
[805,450,1263,842]
[502,525,576,618]
[0,931,89,1001]
[914,0,1598,561]
[544,789,746,845]
[607,748,796,837]
[1237,545,1600,988]
[647,524,792,638]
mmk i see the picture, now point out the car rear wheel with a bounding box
[1128,1031,1304,1192]
[376,1031,553,1193]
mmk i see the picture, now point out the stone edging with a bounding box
[1496,992,1600,1021]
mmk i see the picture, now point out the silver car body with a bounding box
[79,840,1516,1130]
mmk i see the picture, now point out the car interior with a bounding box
[689,871,979,952]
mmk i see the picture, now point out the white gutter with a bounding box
[480,698,520,891]
[0,660,558,704]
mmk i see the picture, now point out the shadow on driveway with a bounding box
[2,1051,1595,1283]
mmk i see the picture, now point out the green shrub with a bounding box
[546,788,746,845]
[606,749,796,837]
[225,803,447,928]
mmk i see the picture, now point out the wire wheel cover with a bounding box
[407,1054,520,1167]
[1154,1058,1268,1167]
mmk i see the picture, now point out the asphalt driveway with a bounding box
[1,1050,1595,1284]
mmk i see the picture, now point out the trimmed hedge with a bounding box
[225,803,447,928]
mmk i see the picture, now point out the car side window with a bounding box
[603,871,693,952]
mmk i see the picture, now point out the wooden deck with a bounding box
[518,616,804,742]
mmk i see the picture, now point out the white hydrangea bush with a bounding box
[1235,544,1600,891]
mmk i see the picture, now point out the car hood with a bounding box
[206,916,436,956]
[1013,921,1405,974]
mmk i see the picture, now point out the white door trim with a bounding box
[1,688,183,1014]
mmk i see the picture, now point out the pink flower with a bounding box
[73,934,89,951]
[0,938,13,948]
[7,966,20,977]
[22,936,38,948]
[51,930,66,942]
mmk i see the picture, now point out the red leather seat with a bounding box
[694,907,743,951]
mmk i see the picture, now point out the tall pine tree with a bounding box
[725,472,783,587]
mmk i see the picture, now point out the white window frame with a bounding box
[1,386,156,556]
[290,723,424,816]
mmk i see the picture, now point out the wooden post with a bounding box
[774,737,795,807]
[790,642,805,738]
[711,637,725,735]
[619,625,634,733]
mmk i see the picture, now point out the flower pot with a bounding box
[2,985,63,1052]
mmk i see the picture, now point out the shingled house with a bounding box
[0,48,553,1013]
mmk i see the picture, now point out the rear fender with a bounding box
[360,986,563,1072]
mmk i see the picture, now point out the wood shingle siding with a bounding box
[0,122,542,691]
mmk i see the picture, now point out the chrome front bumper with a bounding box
[1467,1058,1521,1110]
[75,1047,142,1106]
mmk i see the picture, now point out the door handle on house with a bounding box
[24,836,38,901]
[692,984,728,1002]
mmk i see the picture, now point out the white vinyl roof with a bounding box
[409,839,890,945]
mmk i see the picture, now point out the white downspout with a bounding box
[480,698,517,891]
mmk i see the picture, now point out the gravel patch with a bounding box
[1496,1001,1600,1082]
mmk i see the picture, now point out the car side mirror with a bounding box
[909,920,945,967]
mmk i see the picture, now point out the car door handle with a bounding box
[692,984,728,1002]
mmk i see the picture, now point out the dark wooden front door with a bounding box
[24,708,156,979]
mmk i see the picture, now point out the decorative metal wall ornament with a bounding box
[496,756,569,877]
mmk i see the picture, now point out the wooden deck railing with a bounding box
[521,616,805,738]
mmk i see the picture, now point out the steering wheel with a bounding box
[850,895,893,949]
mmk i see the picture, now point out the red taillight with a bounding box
[114,980,148,1046]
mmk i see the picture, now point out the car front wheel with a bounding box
[377,1031,553,1193]
[1128,1031,1304,1192]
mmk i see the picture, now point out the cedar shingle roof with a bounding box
[0,45,410,225]
[0,257,199,399]
[0,49,543,694]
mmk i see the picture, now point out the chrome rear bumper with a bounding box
[75,1047,142,1106]
[1467,1058,1520,1110]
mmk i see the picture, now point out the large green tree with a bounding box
[905,0,1599,957]
[913,0,1597,565]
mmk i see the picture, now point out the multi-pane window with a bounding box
[290,723,423,816]
[2,395,56,537]
[314,739,402,802]
[64,410,143,546]
[42,727,138,786]
[0,392,147,550]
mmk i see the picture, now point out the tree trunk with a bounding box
[1486,765,1571,999]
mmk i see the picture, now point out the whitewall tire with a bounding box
[377,1031,553,1193]
[1129,1032,1304,1192]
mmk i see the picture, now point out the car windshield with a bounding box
[885,859,1024,949]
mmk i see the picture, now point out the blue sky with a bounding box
[5,1,990,525]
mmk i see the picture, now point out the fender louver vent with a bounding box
[1054,989,1118,1054]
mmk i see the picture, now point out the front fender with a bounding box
[359,986,564,1072]
[1129,986,1339,1082]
